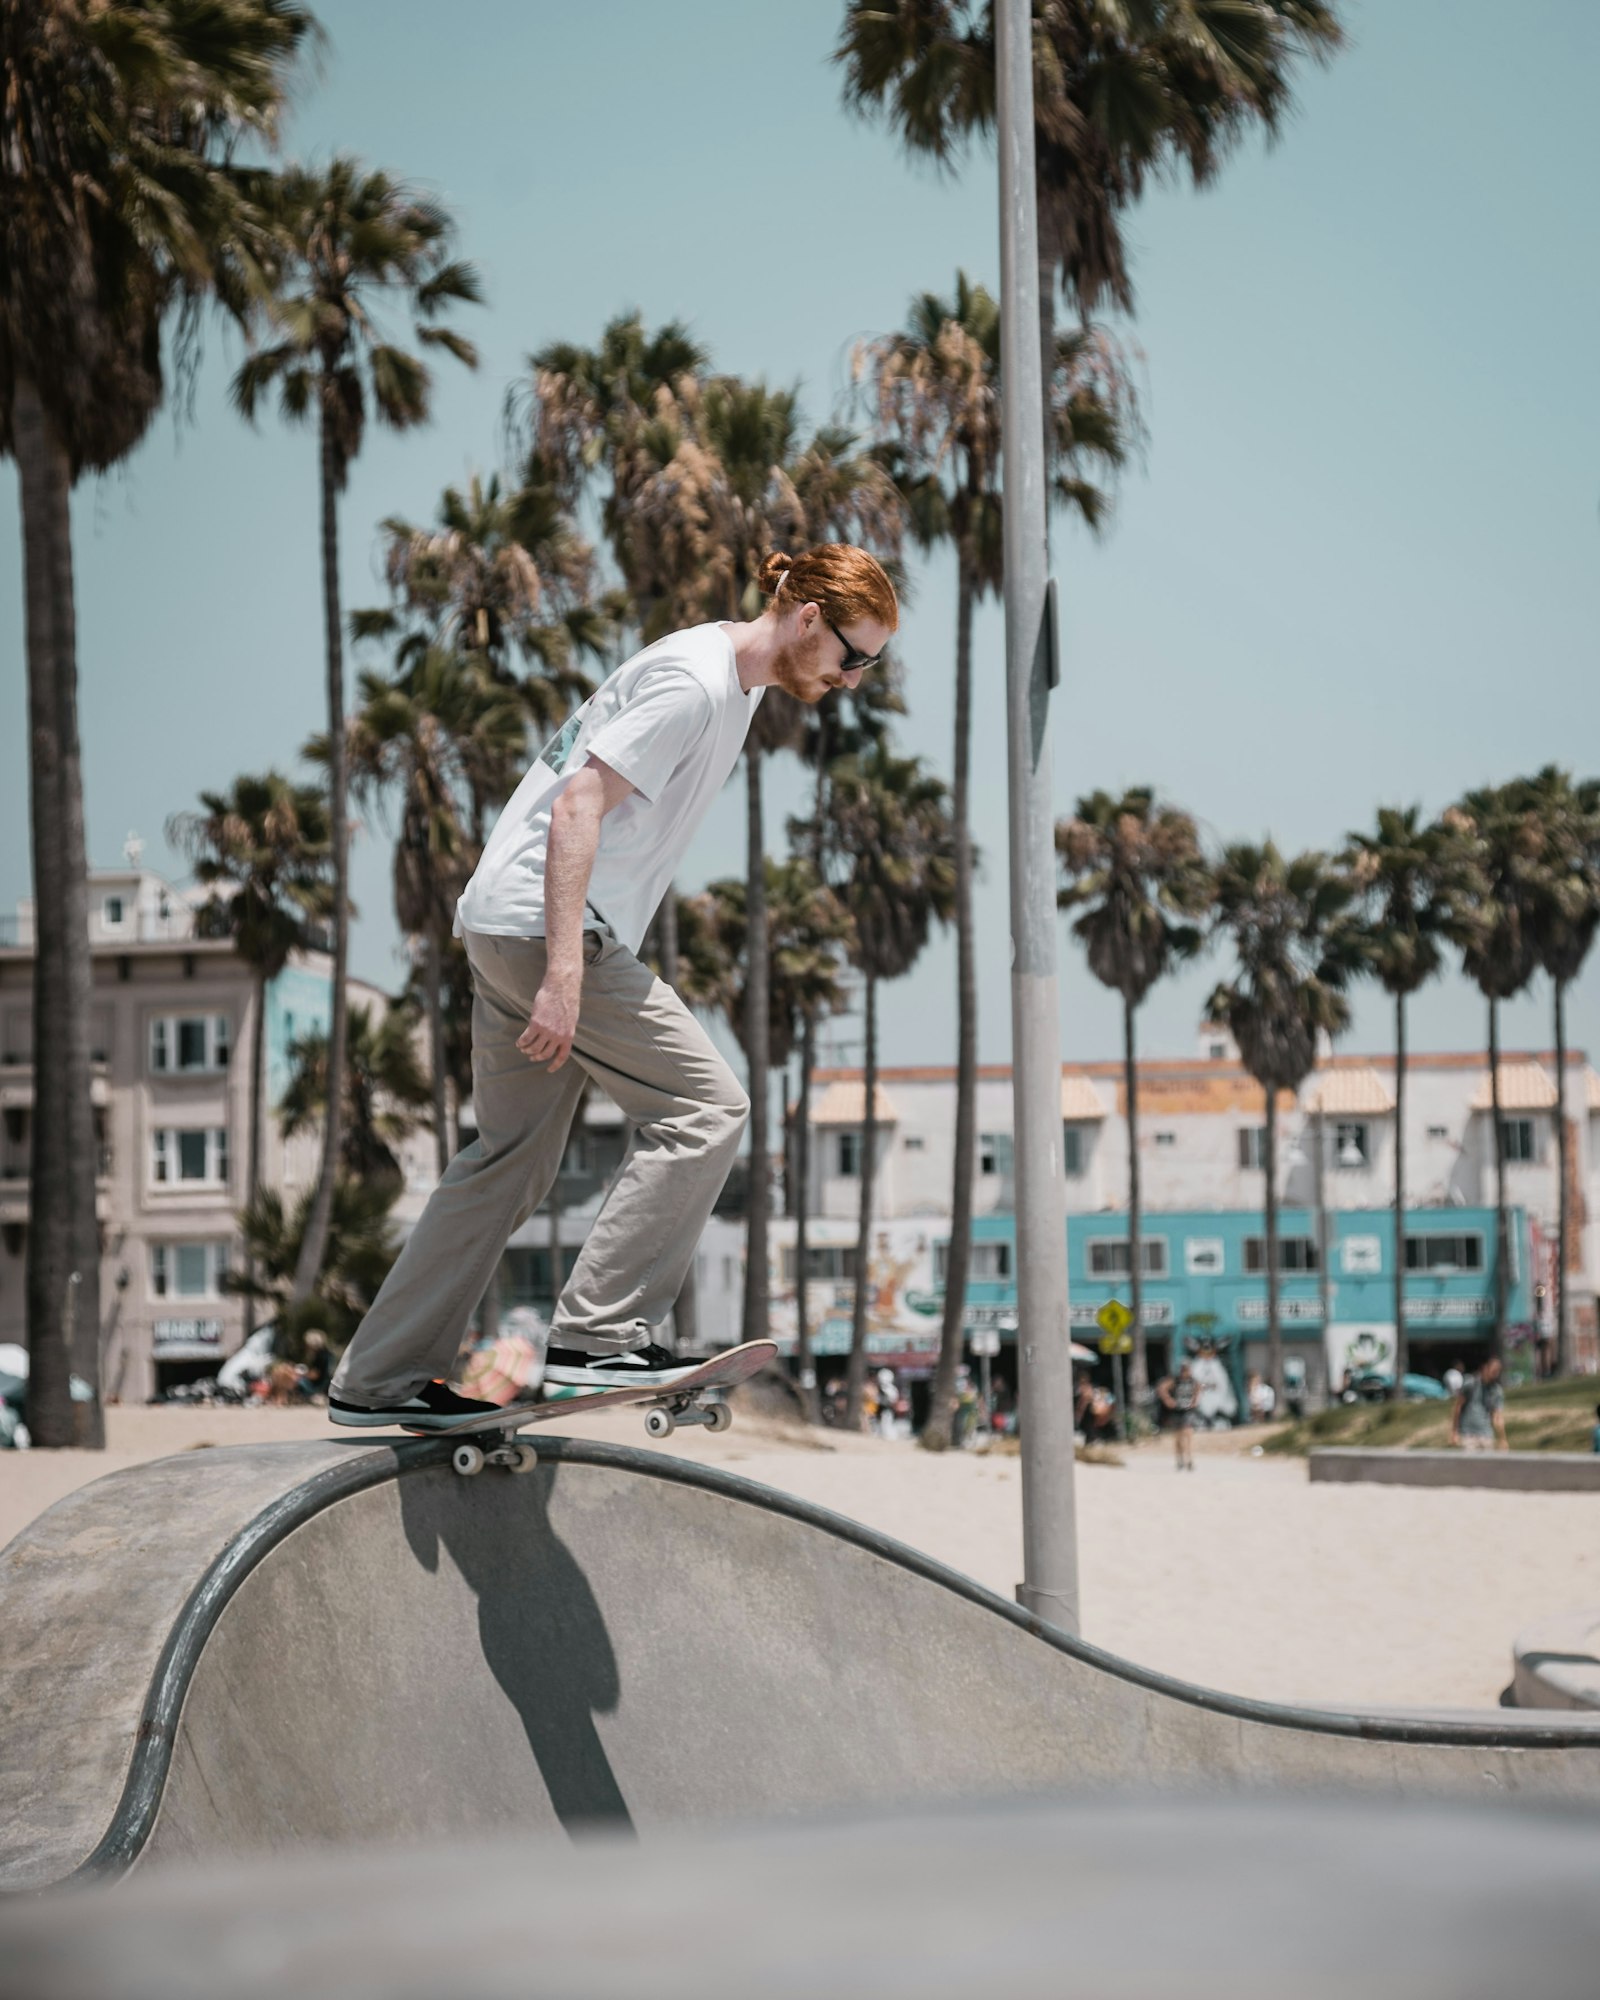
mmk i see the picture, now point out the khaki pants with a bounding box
[332,928,749,1405]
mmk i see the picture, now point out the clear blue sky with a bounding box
[3,0,1597,1075]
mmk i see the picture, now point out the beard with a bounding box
[769,632,836,704]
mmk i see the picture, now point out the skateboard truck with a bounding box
[450,1438,539,1479]
[642,1392,733,1441]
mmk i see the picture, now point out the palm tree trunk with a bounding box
[292,406,350,1303]
[16,371,103,1448]
[1264,1089,1282,1399]
[845,969,878,1429]
[1391,991,1407,1398]
[426,929,449,1180]
[1554,978,1571,1376]
[794,1009,818,1419]
[1125,994,1146,1404]
[244,967,269,1340]
[658,887,698,1353]
[1489,998,1507,1360]
[741,749,771,1347]
[926,566,978,1448]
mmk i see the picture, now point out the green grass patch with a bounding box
[1263,1379,1599,1458]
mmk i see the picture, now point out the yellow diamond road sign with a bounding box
[1096,1298,1134,1354]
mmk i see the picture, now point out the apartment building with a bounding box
[0,865,375,1402]
[774,1027,1600,1388]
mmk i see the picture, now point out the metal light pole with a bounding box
[997,0,1079,1633]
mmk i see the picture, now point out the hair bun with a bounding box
[758,550,795,594]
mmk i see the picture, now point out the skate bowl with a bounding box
[4,1435,1600,1892]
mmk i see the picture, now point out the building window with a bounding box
[1237,1127,1267,1169]
[152,1128,229,1186]
[1333,1121,1370,1166]
[150,1241,228,1299]
[934,1239,1012,1282]
[1154,1131,1176,1148]
[1207,1041,1228,1061]
[1426,1124,1449,1141]
[782,1244,858,1283]
[1243,1236,1319,1273]
[979,1133,1014,1177]
[103,895,126,927]
[902,1134,925,1151]
[1498,1118,1535,1164]
[1405,1233,1483,1273]
[1087,1237,1169,1279]
[150,1014,230,1074]
[1185,1237,1225,1276]
[1062,1124,1086,1176]
[837,1131,861,1178]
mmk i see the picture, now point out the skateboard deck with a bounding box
[354,1340,778,1476]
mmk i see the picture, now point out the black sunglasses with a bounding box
[825,617,883,676]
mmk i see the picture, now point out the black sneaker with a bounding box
[328,1381,507,1432]
[543,1342,698,1390]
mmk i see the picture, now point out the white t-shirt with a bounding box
[456,623,761,954]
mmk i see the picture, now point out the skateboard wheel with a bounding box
[511,1443,538,1474]
[644,1407,675,1440]
[704,1401,733,1434]
[452,1444,485,1477]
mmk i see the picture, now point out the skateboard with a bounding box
[415,1340,778,1478]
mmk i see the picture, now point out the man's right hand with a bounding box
[517,971,581,1071]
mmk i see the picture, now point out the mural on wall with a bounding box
[768,1220,944,1361]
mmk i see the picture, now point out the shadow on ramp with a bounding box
[398,1459,634,1835]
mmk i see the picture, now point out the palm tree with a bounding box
[1207,843,1355,1397]
[280,1002,433,1190]
[820,747,957,1427]
[861,271,1133,1444]
[836,1,1343,398]
[1522,770,1600,1373]
[231,157,481,1308]
[789,676,906,1416]
[371,466,605,785]
[345,650,524,1174]
[167,773,334,1331]
[688,859,854,1396]
[1442,786,1543,1359]
[1056,789,1211,1406]
[3,0,311,1448]
[1343,807,1457,1397]
[229,1175,401,1352]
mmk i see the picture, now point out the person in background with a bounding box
[1451,1355,1507,1451]
[1590,1402,1600,1455]
[1247,1372,1277,1424]
[1443,1358,1465,1400]
[876,1367,900,1439]
[1156,1363,1198,1471]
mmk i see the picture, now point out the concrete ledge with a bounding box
[1512,1611,1600,1711]
[1309,1448,1600,1492]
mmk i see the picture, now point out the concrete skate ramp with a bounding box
[4,1436,1600,1891]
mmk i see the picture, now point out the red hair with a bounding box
[759,544,898,631]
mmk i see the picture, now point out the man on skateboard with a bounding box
[330,544,898,1430]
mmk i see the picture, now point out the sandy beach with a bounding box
[1,1403,1593,1714]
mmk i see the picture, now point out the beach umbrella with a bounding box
[1069,1343,1097,1365]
